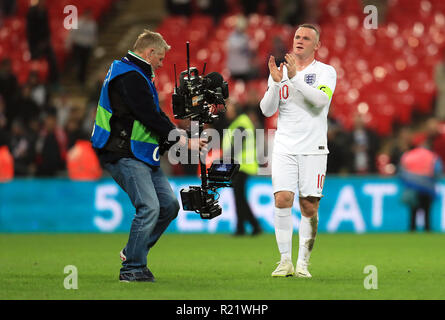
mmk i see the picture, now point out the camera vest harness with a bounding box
[91,58,161,166]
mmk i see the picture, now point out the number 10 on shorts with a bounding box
[317,174,325,190]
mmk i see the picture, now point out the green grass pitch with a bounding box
[1,233,445,300]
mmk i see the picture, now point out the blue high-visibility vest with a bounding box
[91,58,161,166]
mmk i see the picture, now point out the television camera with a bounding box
[172,42,238,219]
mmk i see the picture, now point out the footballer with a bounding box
[259,24,337,278]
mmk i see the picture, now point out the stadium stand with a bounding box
[155,0,445,137]
[0,0,116,84]
[1,0,445,177]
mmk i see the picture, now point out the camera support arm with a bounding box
[198,121,208,191]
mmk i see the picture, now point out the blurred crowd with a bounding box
[1,0,445,179]
[165,0,319,27]
[0,0,100,178]
[0,59,98,177]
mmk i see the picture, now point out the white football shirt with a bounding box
[260,59,337,155]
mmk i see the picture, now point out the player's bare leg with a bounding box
[271,191,295,277]
[296,196,319,278]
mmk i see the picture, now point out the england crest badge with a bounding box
[304,73,316,85]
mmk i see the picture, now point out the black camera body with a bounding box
[172,67,228,123]
[172,42,234,220]
[180,187,221,219]
[180,162,239,219]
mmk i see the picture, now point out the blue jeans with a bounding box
[104,158,179,274]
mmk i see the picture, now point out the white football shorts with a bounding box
[271,153,327,198]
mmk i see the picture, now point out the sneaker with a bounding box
[271,259,294,277]
[119,267,155,282]
[119,249,126,262]
[295,263,312,278]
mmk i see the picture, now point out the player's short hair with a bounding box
[297,23,320,42]
[133,29,171,53]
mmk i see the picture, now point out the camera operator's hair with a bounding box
[297,23,320,43]
[133,29,171,53]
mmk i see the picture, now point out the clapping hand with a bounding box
[284,53,297,79]
[268,56,283,83]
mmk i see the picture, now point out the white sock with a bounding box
[274,207,293,261]
[297,214,318,266]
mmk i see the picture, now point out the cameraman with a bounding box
[91,29,207,282]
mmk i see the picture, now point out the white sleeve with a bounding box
[289,67,337,108]
[259,75,280,117]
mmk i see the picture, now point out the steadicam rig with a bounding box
[172,43,229,123]
[172,42,238,220]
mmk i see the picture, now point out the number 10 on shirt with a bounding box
[279,85,289,100]
[317,174,325,189]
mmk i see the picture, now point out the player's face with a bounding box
[292,28,320,58]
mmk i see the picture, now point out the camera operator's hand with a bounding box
[173,128,188,148]
[178,134,188,148]
[189,137,208,151]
